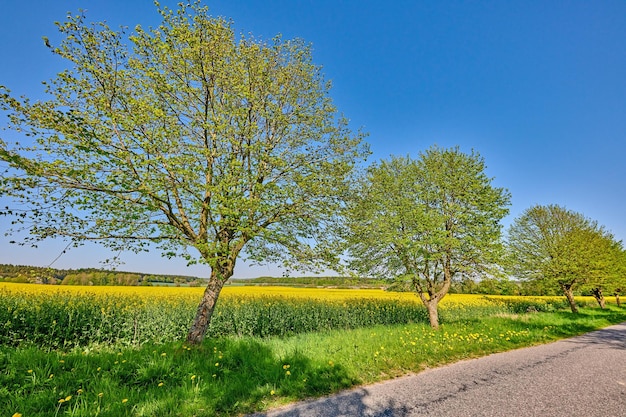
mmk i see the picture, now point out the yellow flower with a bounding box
[215,362,219,367]
[158,382,164,387]
[285,370,291,376]
[122,398,128,404]
[65,395,72,401]
[77,389,83,394]
[27,369,33,373]
[190,375,196,380]
[270,390,275,395]
[98,393,104,398]
[12,413,22,417]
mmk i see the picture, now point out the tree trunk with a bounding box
[591,287,606,309]
[425,300,440,329]
[412,269,452,330]
[560,283,579,313]
[616,292,621,307]
[186,269,228,344]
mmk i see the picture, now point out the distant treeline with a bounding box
[227,276,389,288]
[0,264,207,286]
[1,264,557,295]
[226,276,554,296]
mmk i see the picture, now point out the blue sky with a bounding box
[1,1,625,278]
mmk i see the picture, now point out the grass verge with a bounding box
[3,306,625,417]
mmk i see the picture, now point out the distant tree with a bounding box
[345,147,511,328]
[582,238,624,309]
[506,205,618,313]
[0,3,367,343]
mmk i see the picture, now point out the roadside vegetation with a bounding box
[2,282,624,417]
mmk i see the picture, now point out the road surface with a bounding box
[251,322,626,417]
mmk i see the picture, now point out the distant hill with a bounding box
[0,264,208,286]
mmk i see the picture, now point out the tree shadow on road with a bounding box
[561,322,626,350]
[250,387,416,417]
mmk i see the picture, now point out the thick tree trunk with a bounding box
[413,267,452,330]
[186,270,228,344]
[425,300,440,329]
[560,283,579,313]
[591,287,606,309]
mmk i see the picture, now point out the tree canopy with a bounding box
[0,3,368,342]
[344,147,511,328]
[505,204,620,313]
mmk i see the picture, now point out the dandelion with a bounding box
[77,389,83,394]
[122,398,128,404]
[215,362,219,367]
[27,369,33,373]
[97,367,101,371]
[98,393,104,398]
[161,352,167,357]
[49,374,54,379]
[158,382,164,387]
[282,364,290,370]
[270,390,275,395]
[59,360,65,364]
[191,375,196,380]
[285,370,291,376]
[12,413,22,417]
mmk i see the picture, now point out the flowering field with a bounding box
[0,283,592,349]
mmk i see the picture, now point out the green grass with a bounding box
[3,305,625,417]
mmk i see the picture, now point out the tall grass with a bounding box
[0,283,598,349]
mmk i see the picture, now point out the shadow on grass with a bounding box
[1,337,358,417]
[125,337,360,417]
[194,338,358,415]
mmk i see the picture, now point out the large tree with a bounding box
[345,147,511,328]
[505,205,618,313]
[0,3,367,343]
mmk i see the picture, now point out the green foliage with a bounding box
[505,204,623,311]
[0,264,204,286]
[345,146,511,326]
[0,2,367,340]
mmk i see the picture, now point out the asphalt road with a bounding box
[251,322,626,417]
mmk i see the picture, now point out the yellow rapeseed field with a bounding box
[0,281,596,348]
[0,281,590,305]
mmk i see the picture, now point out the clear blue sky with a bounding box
[1,1,625,278]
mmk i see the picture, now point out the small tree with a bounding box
[345,147,511,328]
[0,3,367,343]
[506,205,618,313]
